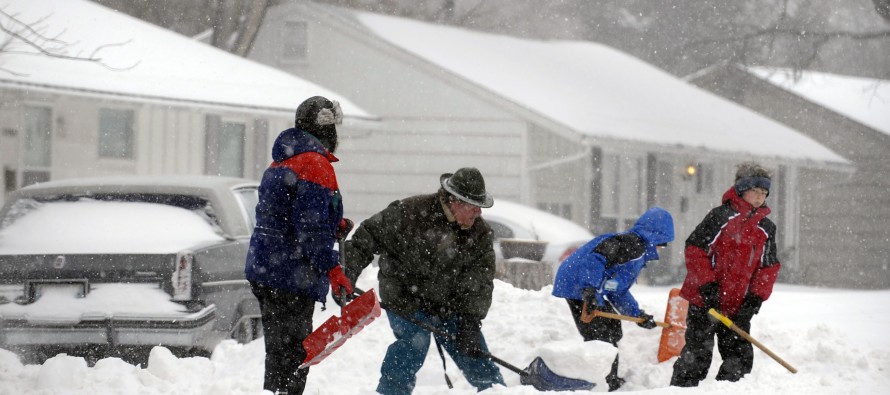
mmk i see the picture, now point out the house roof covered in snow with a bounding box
[0,0,372,118]
[348,11,846,164]
[748,67,890,138]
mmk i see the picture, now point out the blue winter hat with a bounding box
[735,176,771,196]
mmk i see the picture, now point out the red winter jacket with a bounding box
[679,187,781,316]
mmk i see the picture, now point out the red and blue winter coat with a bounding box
[245,128,343,302]
[679,187,781,316]
[552,207,675,317]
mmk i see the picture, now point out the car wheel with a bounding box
[232,315,263,343]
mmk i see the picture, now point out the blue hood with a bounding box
[271,128,334,163]
[630,207,674,248]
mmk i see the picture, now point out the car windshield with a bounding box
[0,195,226,255]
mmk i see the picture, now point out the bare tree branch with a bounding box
[875,0,890,22]
[686,24,890,72]
[0,8,138,75]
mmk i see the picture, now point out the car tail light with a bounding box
[558,246,580,263]
[172,251,193,301]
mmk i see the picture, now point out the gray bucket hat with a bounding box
[440,167,493,208]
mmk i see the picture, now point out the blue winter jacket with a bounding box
[552,207,674,316]
[245,128,343,302]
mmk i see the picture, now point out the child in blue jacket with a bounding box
[553,207,674,391]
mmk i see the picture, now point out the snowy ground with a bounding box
[1,266,888,395]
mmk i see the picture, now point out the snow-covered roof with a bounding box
[0,0,372,118]
[749,67,890,138]
[353,11,846,164]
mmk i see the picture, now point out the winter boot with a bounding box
[605,354,624,392]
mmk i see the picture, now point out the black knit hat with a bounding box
[440,167,493,208]
[734,161,772,196]
[295,96,342,153]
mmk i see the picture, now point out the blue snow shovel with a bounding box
[378,300,595,391]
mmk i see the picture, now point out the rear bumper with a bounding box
[0,305,219,349]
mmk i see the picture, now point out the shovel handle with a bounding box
[581,302,671,328]
[708,309,797,374]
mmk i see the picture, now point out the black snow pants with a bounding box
[566,299,624,391]
[670,304,754,387]
[250,281,316,395]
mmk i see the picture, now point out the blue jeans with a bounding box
[376,311,505,395]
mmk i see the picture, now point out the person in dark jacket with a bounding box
[244,96,354,395]
[552,207,675,391]
[670,161,781,387]
[344,167,505,395]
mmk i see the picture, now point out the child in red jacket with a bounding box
[671,162,781,387]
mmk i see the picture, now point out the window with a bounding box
[218,122,245,177]
[282,21,308,61]
[22,106,52,187]
[487,220,515,239]
[695,163,713,194]
[600,152,645,228]
[234,187,259,230]
[24,106,52,168]
[98,109,134,159]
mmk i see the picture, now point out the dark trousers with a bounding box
[670,305,754,387]
[250,281,316,395]
[566,299,623,389]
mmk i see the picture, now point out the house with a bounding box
[687,65,890,288]
[248,1,850,284]
[0,0,374,208]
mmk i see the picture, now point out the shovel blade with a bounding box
[519,356,596,392]
[657,288,689,362]
[300,289,382,368]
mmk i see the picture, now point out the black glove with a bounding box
[636,310,657,329]
[581,287,600,316]
[733,294,763,325]
[336,218,354,239]
[699,282,720,310]
[455,318,484,358]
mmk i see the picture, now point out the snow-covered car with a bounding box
[482,200,594,265]
[0,176,262,363]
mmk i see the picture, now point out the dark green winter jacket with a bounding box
[344,191,496,320]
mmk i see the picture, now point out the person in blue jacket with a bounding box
[552,207,674,391]
[245,96,354,395]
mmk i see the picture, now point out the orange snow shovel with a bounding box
[657,288,689,362]
[708,308,797,373]
[580,288,688,362]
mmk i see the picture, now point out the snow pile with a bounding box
[0,267,888,394]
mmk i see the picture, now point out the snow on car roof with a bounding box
[483,200,593,243]
[0,199,225,254]
[18,175,257,192]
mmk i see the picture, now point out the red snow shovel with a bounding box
[300,288,381,368]
[657,288,689,362]
[299,239,382,369]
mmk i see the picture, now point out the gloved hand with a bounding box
[699,282,720,310]
[455,318,484,358]
[733,294,763,325]
[336,218,354,239]
[581,287,600,316]
[636,310,657,329]
[328,266,353,303]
